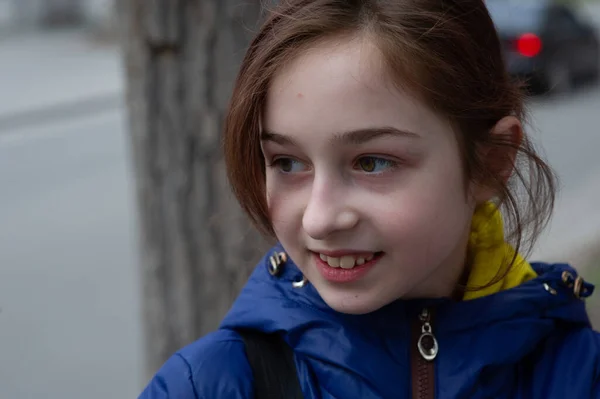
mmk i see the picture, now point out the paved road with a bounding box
[0,110,143,399]
[527,87,600,262]
[1,20,600,399]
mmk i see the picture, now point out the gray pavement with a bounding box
[0,111,143,399]
[0,30,122,120]
[528,88,600,262]
[1,10,600,399]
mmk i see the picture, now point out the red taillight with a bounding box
[516,33,542,57]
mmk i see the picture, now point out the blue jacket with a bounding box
[140,244,600,398]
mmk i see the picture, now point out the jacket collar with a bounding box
[220,245,594,397]
[221,243,594,335]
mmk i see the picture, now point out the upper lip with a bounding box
[311,249,378,257]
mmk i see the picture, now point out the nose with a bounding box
[302,178,359,240]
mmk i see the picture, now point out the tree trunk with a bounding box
[120,0,267,379]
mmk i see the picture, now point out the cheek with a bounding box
[266,176,283,226]
[373,196,471,271]
[265,175,275,209]
[371,155,472,246]
[265,172,288,213]
[266,178,302,235]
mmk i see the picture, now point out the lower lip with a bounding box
[314,253,381,283]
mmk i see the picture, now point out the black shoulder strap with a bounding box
[237,329,304,399]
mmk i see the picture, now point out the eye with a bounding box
[270,157,308,173]
[355,156,397,173]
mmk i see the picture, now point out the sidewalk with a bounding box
[0,29,123,128]
[531,170,600,266]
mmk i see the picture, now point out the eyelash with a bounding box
[353,156,399,175]
[266,155,400,175]
[265,157,301,173]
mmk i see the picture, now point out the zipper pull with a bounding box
[417,308,439,361]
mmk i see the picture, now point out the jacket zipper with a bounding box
[411,308,438,399]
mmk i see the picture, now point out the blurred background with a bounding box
[0,0,599,398]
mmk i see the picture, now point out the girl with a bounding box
[140,0,600,398]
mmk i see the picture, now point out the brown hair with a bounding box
[223,0,557,285]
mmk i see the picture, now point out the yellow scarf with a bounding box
[463,202,537,301]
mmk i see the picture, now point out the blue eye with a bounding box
[271,157,307,173]
[356,156,397,173]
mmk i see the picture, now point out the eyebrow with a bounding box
[260,127,421,146]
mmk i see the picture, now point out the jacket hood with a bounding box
[220,243,595,395]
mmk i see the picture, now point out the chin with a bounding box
[319,290,394,315]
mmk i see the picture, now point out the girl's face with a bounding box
[261,36,478,314]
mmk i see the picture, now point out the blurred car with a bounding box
[487,0,600,94]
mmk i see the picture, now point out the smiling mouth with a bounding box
[316,251,384,269]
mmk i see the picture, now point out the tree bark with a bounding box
[120,0,267,379]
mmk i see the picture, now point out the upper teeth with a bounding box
[319,253,375,269]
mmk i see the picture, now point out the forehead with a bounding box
[263,35,452,142]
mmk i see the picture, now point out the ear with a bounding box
[472,116,523,203]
